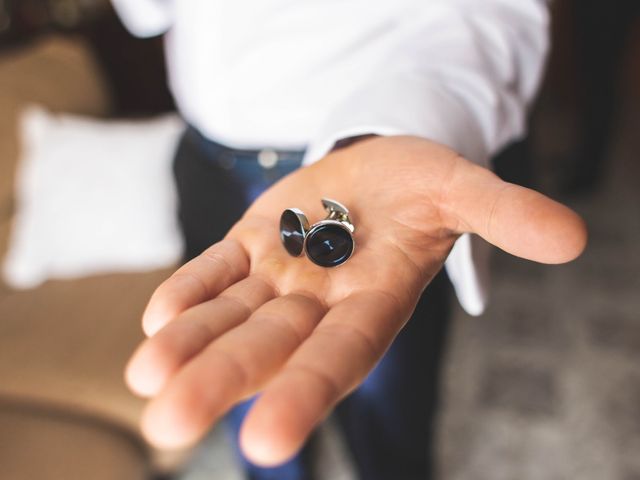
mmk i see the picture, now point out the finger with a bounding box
[444,159,587,264]
[142,239,250,336]
[239,290,408,466]
[140,292,327,449]
[126,275,277,397]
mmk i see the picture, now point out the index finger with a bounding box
[142,239,250,336]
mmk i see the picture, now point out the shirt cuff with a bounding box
[111,0,173,37]
[302,74,496,168]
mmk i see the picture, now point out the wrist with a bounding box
[328,134,379,153]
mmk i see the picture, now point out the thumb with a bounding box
[444,159,587,264]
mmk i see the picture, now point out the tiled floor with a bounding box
[178,109,639,480]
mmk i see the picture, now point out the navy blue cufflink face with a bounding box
[280,198,355,267]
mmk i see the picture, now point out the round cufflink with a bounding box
[280,198,355,267]
[280,208,310,257]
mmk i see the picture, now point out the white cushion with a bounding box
[2,106,185,289]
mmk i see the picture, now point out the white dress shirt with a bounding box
[112,0,549,315]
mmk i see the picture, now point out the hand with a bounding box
[125,136,586,465]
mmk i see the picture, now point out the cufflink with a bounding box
[280,198,355,267]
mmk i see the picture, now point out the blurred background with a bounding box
[0,1,638,479]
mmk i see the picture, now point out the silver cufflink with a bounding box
[280,198,355,267]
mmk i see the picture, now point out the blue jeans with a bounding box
[173,126,452,480]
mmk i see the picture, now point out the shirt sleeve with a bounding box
[303,0,550,167]
[111,0,174,38]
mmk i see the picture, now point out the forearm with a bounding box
[304,0,550,167]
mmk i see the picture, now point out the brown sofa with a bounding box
[0,36,179,479]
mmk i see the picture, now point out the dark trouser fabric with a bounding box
[173,126,453,480]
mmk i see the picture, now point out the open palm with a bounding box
[125,136,586,465]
